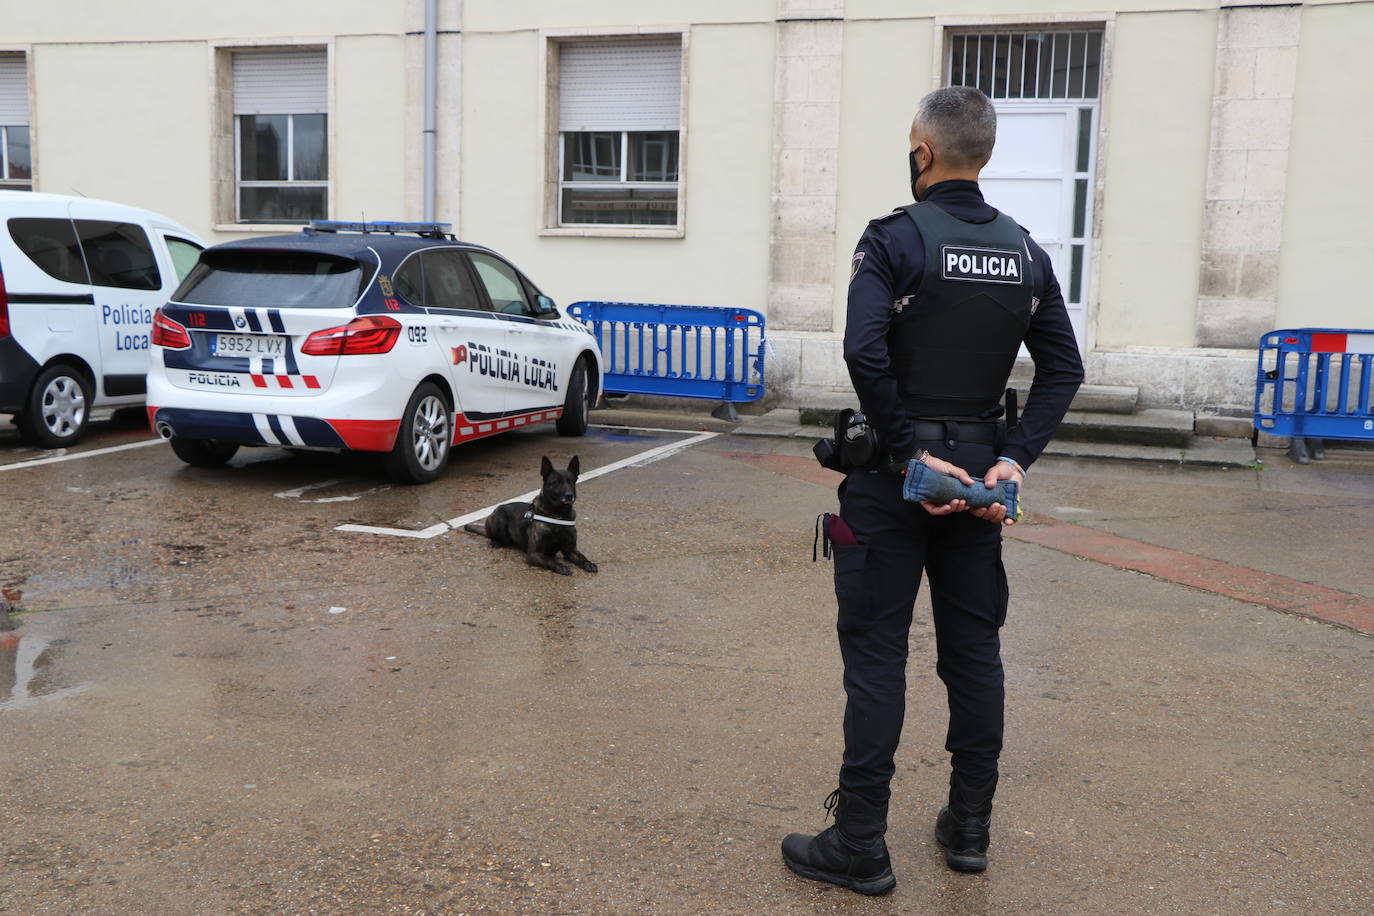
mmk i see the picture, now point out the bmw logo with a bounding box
[235,317,247,328]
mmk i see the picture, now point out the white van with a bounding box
[0,191,206,446]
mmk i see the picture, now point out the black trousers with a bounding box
[833,440,1008,806]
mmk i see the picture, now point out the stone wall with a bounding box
[1196,3,1301,349]
[767,0,844,332]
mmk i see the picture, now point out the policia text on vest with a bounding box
[941,246,1022,283]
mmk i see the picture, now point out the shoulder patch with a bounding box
[849,250,866,283]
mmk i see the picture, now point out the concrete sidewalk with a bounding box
[1,419,1370,914]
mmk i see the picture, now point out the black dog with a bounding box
[464,455,598,576]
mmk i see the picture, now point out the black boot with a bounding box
[781,789,896,895]
[934,772,996,872]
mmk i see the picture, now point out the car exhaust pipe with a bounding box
[155,421,174,440]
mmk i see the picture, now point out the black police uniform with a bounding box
[837,179,1083,806]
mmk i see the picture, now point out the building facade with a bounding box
[3,0,1371,415]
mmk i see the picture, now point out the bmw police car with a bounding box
[145,221,603,484]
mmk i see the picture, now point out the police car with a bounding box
[0,191,205,447]
[145,221,604,484]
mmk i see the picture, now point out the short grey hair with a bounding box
[913,87,997,168]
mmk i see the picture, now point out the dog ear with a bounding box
[541,455,554,479]
[567,455,580,478]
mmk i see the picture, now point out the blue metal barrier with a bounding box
[567,301,766,404]
[1254,328,1374,440]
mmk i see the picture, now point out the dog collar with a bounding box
[524,509,576,527]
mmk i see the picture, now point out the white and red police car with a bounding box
[145,221,603,484]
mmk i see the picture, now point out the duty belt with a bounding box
[912,419,1000,450]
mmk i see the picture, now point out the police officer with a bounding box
[782,87,1083,893]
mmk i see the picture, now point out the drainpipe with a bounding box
[422,0,438,222]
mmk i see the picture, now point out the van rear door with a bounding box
[2,213,99,396]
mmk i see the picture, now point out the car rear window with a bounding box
[173,249,367,309]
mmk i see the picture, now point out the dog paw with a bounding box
[583,562,599,573]
[554,565,573,576]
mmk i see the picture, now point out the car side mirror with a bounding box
[535,294,559,317]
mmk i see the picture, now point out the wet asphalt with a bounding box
[1,409,1371,915]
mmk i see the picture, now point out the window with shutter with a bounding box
[232,48,328,222]
[556,38,683,228]
[0,54,32,191]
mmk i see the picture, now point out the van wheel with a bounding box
[19,364,92,448]
[170,437,239,467]
[556,359,592,437]
[384,382,452,484]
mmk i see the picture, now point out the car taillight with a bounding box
[0,267,9,338]
[301,315,402,356]
[151,307,191,349]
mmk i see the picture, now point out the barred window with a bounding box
[948,30,1102,101]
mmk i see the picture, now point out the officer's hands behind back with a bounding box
[916,454,974,516]
[917,454,1021,526]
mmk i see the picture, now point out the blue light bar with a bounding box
[309,220,452,236]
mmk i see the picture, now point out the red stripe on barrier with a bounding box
[251,374,267,388]
[1310,333,1347,353]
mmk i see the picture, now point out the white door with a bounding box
[466,251,565,417]
[979,104,1095,353]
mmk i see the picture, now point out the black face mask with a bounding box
[909,145,932,202]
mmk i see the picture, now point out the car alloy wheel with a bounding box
[410,393,450,472]
[40,373,87,441]
[21,364,94,448]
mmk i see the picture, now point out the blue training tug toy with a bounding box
[901,460,1019,521]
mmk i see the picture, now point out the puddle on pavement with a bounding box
[0,630,90,710]
[25,536,152,593]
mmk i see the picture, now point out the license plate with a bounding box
[211,333,286,357]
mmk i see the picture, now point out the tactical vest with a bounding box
[888,201,1035,418]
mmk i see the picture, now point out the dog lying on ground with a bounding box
[463,455,598,576]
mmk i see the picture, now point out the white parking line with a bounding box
[0,437,166,472]
[336,428,721,539]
